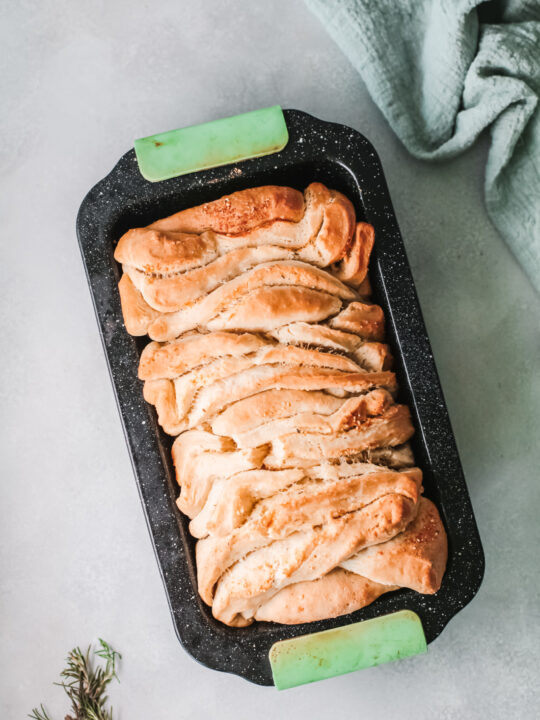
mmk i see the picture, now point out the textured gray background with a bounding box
[2,1,539,718]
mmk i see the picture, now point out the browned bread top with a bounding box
[114,182,448,627]
[150,185,305,235]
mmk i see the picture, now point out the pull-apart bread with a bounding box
[115,183,447,626]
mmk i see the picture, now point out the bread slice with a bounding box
[210,494,418,625]
[227,498,446,625]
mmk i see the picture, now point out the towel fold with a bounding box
[306,0,540,291]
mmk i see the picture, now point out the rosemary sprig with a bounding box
[29,638,121,720]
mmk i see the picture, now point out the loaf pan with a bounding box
[76,109,484,685]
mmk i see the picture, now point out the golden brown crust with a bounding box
[353,342,394,371]
[329,301,385,340]
[189,467,306,539]
[335,222,375,287]
[356,273,373,297]
[171,430,267,517]
[126,246,293,312]
[342,497,447,594]
[197,486,418,612]
[188,369,397,429]
[211,389,344,436]
[228,391,395,449]
[210,494,417,624]
[115,182,448,627]
[299,185,356,266]
[254,569,395,624]
[205,286,342,334]
[269,323,392,371]
[115,229,218,275]
[270,322,361,351]
[193,465,421,543]
[141,344,387,434]
[210,496,445,625]
[210,387,392,441]
[189,459,402,540]
[115,183,366,336]
[150,186,305,235]
[138,331,268,380]
[201,479,420,606]
[265,404,413,467]
[117,273,161,336]
[143,379,186,435]
[145,260,355,340]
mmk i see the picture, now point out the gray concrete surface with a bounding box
[2,1,539,718]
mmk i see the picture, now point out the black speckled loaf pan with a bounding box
[77,109,484,686]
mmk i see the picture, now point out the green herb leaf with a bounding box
[29,639,120,720]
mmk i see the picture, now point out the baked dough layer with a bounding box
[254,497,446,624]
[114,183,373,336]
[115,183,448,626]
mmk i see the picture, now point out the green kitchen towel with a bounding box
[305,0,540,292]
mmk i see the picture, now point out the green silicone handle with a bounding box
[269,610,427,690]
[134,105,288,182]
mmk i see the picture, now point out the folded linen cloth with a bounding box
[305,0,540,291]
